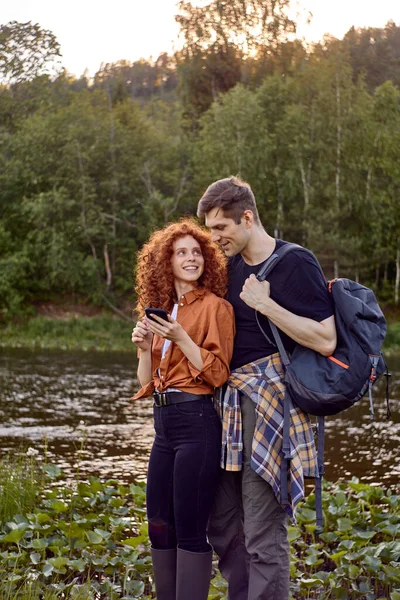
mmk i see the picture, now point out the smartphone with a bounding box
[144,307,169,322]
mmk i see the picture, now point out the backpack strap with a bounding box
[256,245,300,509]
[256,242,302,282]
[256,241,325,528]
[315,416,325,533]
[383,357,392,419]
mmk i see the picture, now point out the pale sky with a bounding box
[1,0,399,78]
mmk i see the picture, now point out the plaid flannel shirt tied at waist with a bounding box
[214,353,318,519]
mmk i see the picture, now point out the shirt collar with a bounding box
[178,287,207,305]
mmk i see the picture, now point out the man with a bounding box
[197,176,336,600]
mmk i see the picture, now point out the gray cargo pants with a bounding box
[208,393,290,600]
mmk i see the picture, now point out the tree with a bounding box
[0,21,62,84]
[176,0,296,55]
[175,0,296,121]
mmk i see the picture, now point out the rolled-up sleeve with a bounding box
[187,300,235,388]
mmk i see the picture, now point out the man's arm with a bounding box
[240,274,337,356]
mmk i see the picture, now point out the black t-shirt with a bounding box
[228,239,334,370]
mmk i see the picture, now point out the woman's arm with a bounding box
[146,315,203,370]
[174,331,203,371]
[136,349,153,387]
[147,301,235,387]
[131,319,153,386]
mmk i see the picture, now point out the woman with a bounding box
[131,219,235,600]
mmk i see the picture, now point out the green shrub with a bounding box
[384,321,400,354]
[0,454,398,599]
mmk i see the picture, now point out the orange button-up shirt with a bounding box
[133,288,235,399]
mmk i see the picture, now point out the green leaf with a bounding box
[49,556,69,570]
[375,541,400,561]
[297,508,316,523]
[348,564,360,579]
[32,538,49,549]
[94,528,111,540]
[329,550,348,563]
[92,555,108,566]
[353,530,377,540]
[336,518,354,532]
[68,558,87,572]
[86,531,103,544]
[0,529,25,543]
[383,565,400,583]
[287,526,301,542]
[50,500,68,513]
[77,483,93,497]
[42,562,54,576]
[124,579,145,595]
[380,523,400,537]
[364,555,382,572]
[305,555,323,566]
[43,464,62,479]
[35,512,52,524]
[30,552,42,564]
[299,577,324,588]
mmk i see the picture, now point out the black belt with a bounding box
[153,391,212,407]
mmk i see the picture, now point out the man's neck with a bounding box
[241,227,276,266]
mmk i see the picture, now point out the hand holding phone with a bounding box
[144,307,169,322]
[144,307,187,344]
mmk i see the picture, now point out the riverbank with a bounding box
[1,314,400,354]
[1,315,134,352]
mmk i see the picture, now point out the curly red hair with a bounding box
[135,219,228,317]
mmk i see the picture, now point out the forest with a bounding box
[1,0,400,321]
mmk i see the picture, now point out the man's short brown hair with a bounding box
[197,176,260,224]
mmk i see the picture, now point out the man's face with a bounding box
[205,208,251,257]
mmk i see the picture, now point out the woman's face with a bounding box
[171,235,205,287]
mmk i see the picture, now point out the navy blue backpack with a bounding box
[256,243,390,530]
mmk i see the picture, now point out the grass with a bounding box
[0,450,45,526]
[1,314,400,354]
[0,316,135,352]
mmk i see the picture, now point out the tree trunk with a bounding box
[365,131,381,204]
[335,70,341,211]
[298,153,309,245]
[103,243,112,289]
[334,260,339,279]
[236,129,242,174]
[375,265,380,288]
[274,157,284,238]
[395,240,400,306]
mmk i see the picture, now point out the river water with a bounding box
[0,349,399,491]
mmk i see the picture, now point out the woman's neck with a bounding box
[174,281,197,300]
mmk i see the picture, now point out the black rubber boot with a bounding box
[176,546,213,600]
[151,547,177,600]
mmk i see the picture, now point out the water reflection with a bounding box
[0,348,399,490]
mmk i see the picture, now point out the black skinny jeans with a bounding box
[146,398,222,553]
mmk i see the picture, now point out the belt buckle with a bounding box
[154,392,167,407]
